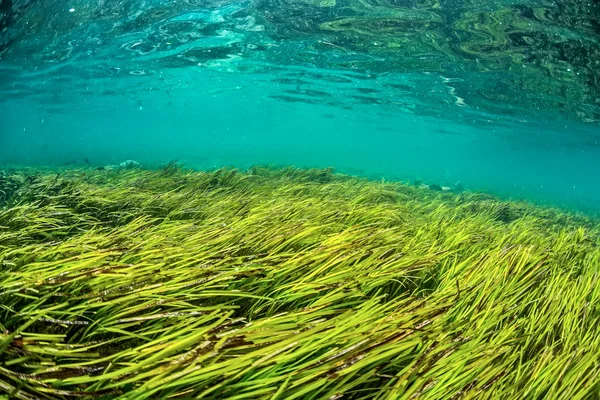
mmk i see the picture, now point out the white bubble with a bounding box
[69,8,75,12]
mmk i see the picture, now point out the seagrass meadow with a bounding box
[1,164,600,400]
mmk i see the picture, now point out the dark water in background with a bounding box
[0,0,599,212]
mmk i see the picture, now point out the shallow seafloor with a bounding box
[1,164,600,399]
[2,0,600,398]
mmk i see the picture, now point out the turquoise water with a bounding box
[1,0,599,212]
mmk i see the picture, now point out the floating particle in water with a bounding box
[129,70,147,76]
[69,8,75,12]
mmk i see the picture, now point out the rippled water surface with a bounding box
[1,0,599,210]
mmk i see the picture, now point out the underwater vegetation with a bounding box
[1,165,600,399]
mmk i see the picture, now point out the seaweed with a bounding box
[0,165,599,399]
